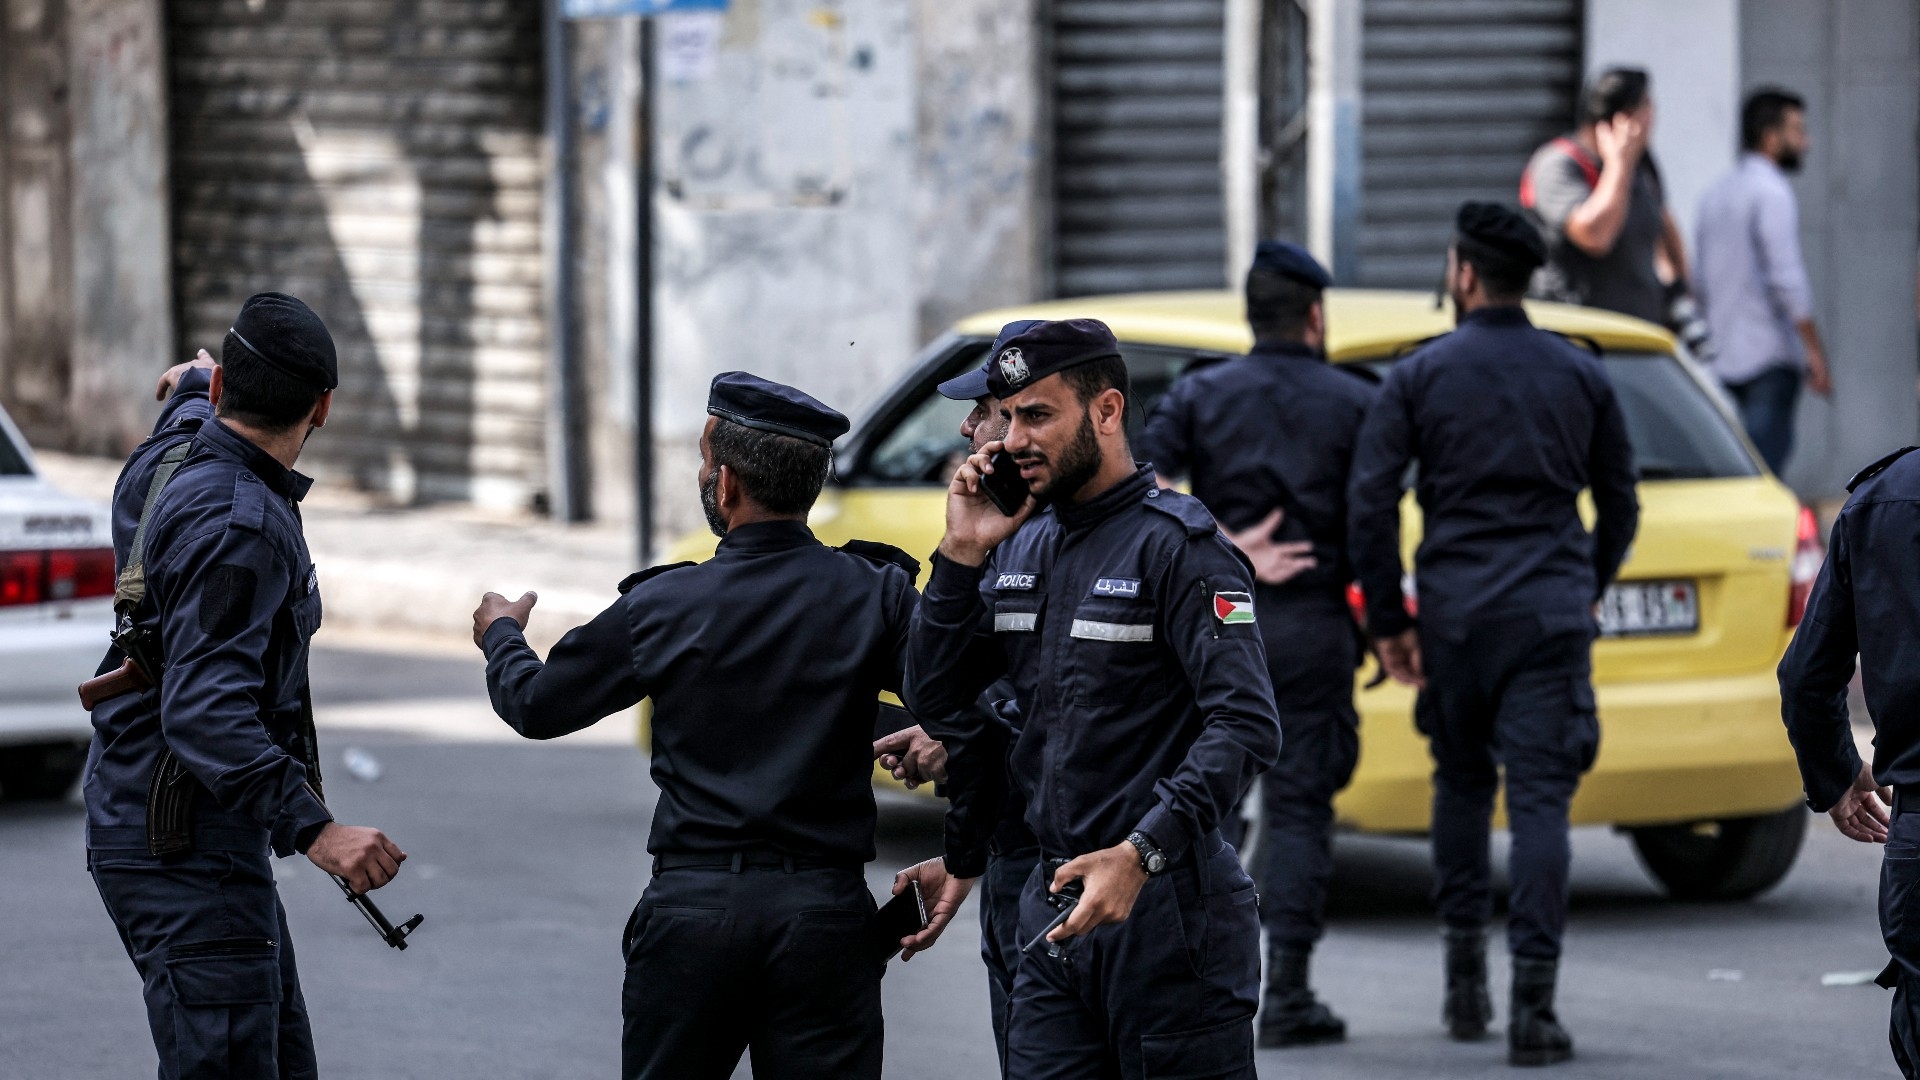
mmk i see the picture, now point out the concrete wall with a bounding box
[66,0,172,456]
[1744,0,1919,497]
[1584,0,1741,245]
[638,0,1044,544]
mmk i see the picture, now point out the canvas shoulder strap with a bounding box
[114,441,194,615]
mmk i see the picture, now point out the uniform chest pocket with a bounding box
[993,595,1044,635]
[1064,599,1168,707]
[289,571,323,641]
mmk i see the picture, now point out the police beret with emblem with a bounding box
[1453,201,1548,274]
[707,372,850,448]
[228,292,338,389]
[984,318,1124,399]
[1249,240,1332,289]
[938,319,1046,402]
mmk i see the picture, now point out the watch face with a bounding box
[1146,851,1166,873]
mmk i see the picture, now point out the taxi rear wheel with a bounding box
[0,742,86,802]
[1628,806,1809,901]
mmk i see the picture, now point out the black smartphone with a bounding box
[982,450,1031,517]
[870,880,929,963]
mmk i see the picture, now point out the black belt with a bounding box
[651,849,862,874]
[1893,784,1920,818]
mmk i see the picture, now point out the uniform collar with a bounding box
[717,518,819,554]
[1460,305,1533,329]
[1054,465,1154,532]
[1250,340,1325,363]
[201,418,315,502]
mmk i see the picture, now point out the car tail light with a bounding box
[0,548,116,607]
[0,551,41,606]
[47,548,117,601]
[1787,506,1823,628]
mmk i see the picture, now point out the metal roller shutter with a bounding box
[1359,0,1582,288]
[1051,0,1226,297]
[167,0,547,507]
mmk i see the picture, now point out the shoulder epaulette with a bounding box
[839,539,921,579]
[1848,446,1919,492]
[1143,489,1217,538]
[230,470,268,534]
[618,561,697,594]
[1181,351,1236,375]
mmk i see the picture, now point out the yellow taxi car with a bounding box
[666,289,1821,902]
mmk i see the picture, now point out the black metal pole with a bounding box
[544,0,590,522]
[634,16,656,563]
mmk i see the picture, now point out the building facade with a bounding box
[0,0,1912,540]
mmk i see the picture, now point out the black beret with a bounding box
[228,292,338,389]
[937,319,1045,401]
[1453,201,1548,274]
[984,318,1123,399]
[1249,240,1332,289]
[707,371,849,448]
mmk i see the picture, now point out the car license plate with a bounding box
[1598,580,1699,638]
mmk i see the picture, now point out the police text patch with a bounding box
[1213,591,1256,625]
[995,572,1038,591]
[1091,577,1140,598]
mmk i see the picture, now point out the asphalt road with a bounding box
[0,646,1901,1078]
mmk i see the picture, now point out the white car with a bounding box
[0,403,114,799]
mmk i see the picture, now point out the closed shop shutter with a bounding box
[167,0,547,507]
[1358,0,1582,288]
[1051,0,1226,297]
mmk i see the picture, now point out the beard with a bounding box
[1776,148,1803,174]
[700,466,727,537]
[1021,412,1103,505]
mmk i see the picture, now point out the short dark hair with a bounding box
[1245,268,1322,342]
[1582,67,1649,126]
[1741,87,1805,150]
[708,417,831,515]
[1059,354,1132,428]
[217,330,326,432]
[1455,245,1532,301]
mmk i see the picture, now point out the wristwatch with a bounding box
[1126,831,1167,876]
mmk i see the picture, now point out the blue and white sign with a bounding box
[562,0,727,18]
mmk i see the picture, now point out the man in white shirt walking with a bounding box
[1694,87,1833,475]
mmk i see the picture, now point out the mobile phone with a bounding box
[982,450,1031,517]
[870,880,929,963]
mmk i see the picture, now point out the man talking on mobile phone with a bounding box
[904,319,1282,1078]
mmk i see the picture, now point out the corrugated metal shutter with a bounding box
[167,0,547,508]
[1358,0,1582,288]
[1052,0,1226,297]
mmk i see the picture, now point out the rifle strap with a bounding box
[115,440,194,616]
[118,440,195,856]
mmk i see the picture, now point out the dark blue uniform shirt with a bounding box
[481,520,1002,873]
[1779,447,1920,811]
[1137,341,1377,600]
[904,467,1283,863]
[1346,306,1640,638]
[83,369,334,856]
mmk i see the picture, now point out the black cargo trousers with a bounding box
[1881,797,1920,1078]
[620,855,882,1080]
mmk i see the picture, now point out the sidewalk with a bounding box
[36,451,646,656]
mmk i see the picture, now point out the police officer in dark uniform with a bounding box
[905,319,1283,1079]
[877,335,1040,1076]
[1137,241,1374,1047]
[1347,204,1639,1066]
[85,294,407,1079]
[1778,445,1920,1078]
[475,372,979,1080]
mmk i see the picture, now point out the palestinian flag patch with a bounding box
[1213,591,1256,625]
